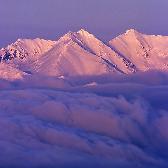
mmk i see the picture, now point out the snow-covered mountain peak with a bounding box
[126,28,138,33]
[110,29,168,71]
[38,29,136,75]
[117,29,142,41]
[77,28,88,33]
[56,29,101,55]
[111,29,142,44]
[0,38,56,62]
[77,29,94,37]
[57,31,78,44]
[125,29,140,35]
[57,29,96,44]
[1,29,168,78]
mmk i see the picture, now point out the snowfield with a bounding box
[0,29,168,167]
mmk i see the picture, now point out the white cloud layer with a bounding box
[0,71,168,168]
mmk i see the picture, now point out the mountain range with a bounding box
[1,29,168,80]
[1,29,168,168]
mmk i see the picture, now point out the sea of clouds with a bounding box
[0,71,168,168]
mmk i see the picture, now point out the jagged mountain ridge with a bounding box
[34,29,136,76]
[110,29,168,71]
[0,29,168,78]
[0,38,56,73]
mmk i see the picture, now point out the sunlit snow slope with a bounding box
[110,29,168,71]
[0,38,56,73]
[1,29,168,78]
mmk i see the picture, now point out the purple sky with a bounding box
[0,0,168,47]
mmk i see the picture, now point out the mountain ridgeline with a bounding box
[1,29,168,79]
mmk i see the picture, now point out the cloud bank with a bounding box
[0,71,168,168]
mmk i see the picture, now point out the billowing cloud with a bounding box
[0,71,168,167]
